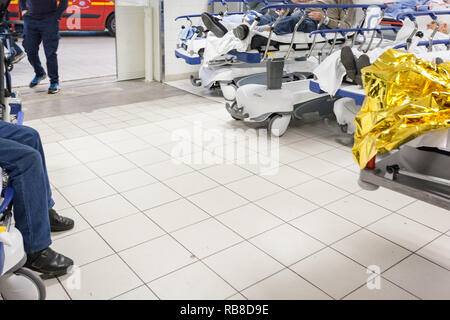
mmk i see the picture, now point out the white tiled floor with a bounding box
[25,83,450,300]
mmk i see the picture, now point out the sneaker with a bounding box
[29,73,47,88]
[233,24,250,40]
[355,54,371,86]
[12,52,26,64]
[201,12,228,38]
[48,83,60,94]
[340,46,358,85]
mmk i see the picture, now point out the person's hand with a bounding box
[21,10,28,16]
[308,11,324,21]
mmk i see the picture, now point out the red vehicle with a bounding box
[8,0,116,36]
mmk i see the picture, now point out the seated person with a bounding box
[202,0,355,40]
[0,121,74,277]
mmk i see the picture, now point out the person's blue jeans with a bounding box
[22,14,60,84]
[0,121,53,254]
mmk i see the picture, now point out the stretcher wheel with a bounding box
[268,114,291,137]
[0,268,46,300]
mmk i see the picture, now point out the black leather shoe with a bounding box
[49,208,75,232]
[25,248,74,277]
[201,12,228,38]
[233,24,250,40]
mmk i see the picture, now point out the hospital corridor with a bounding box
[0,0,449,307]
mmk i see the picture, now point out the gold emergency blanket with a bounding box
[352,49,450,169]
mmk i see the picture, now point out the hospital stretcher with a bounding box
[175,0,390,96]
[310,36,450,210]
[227,2,393,136]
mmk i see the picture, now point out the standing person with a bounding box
[18,0,68,94]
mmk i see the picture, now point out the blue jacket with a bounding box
[19,0,69,20]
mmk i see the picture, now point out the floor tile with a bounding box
[113,285,159,300]
[70,145,118,163]
[289,157,341,178]
[260,165,314,189]
[126,123,162,137]
[95,129,137,144]
[356,188,415,211]
[325,195,392,227]
[291,248,368,299]
[255,191,318,222]
[291,209,360,245]
[217,204,284,239]
[397,201,450,233]
[172,219,242,259]
[226,176,283,202]
[143,161,194,181]
[368,214,441,252]
[60,255,142,300]
[140,131,175,147]
[344,278,418,300]
[289,139,335,155]
[227,293,247,300]
[242,269,330,300]
[103,168,157,193]
[164,172,219,197]
[75,194,139,226]
[46,152,82,172]
[200,164,253,184]
[149,262,236,300]
[417,235,450,270]
[96,213,165,252]
[58,178,116,206]
[384,255,450,300]
[59,136,104,152]
[316,148,355,167]
[188,187,248,216]
[290,180,349,206]
[320,169,362,193]
[119,235,196,283]
[274,146,310,164]
[52,229,114,267]
[250,224,325,266]
[49,165,97,188]
[332,229,411,272]
[44,278,71,300]
[86,155,137,177]
[122,183,181,211]
[107,138,149,154]
[123,147,170,167]
[145,199,210,233]
[51,189,72,211]
[204,242,284,291]
[43,142,69,157]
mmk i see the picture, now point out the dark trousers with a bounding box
[0,121,53,254]
[257,12,327,35]
[22,15,60,84]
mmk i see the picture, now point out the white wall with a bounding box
[164,0,209,81]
